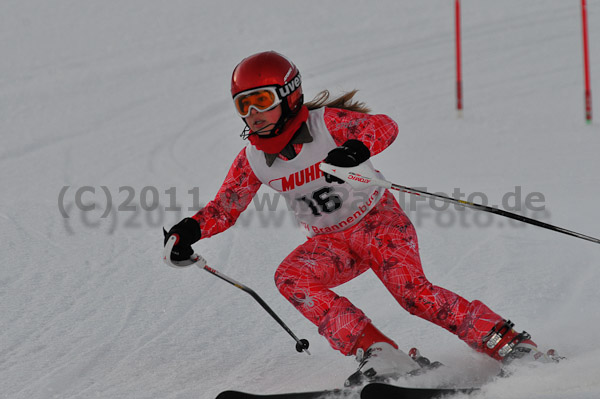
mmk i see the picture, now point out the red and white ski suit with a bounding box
[193,107,504,356]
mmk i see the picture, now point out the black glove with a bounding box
[323,139,371,184]
[163,217,202,261]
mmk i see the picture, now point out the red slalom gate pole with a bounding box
[581,0,592,123]
[455,0,463,117]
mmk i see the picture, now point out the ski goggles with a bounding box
[233,87,282,118]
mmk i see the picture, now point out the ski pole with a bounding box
[320,163,600,245]
[163,236,311,355]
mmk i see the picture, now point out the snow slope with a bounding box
[1,1,599,398]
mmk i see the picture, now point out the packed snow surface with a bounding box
[1,1,599,398]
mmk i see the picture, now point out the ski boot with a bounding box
[482,320,564,366]
[344,342,422,387]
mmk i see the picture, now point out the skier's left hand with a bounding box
[163,218,202,261]
[323,139,371,184]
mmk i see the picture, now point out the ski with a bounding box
[215,388,355,399]
[215,382,478,399]
[360,382,478,399]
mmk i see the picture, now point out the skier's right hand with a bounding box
[323,139,371,184]
[163,218,202,261]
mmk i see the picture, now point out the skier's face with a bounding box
[244,104,282,135]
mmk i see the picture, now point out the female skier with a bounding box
[163,51,557,385]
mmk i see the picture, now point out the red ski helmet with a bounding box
[231,51,303,119]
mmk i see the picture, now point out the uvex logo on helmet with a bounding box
[277,73,302,98]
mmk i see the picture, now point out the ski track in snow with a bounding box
[1,1,600,398]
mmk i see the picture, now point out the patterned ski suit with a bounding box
[193,107,504,356]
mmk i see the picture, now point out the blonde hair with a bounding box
[305,90,371,114]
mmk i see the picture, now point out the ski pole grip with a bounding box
[163,235,206,268]
[319,163,392,190]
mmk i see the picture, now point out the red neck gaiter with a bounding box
[248,106,309,154]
